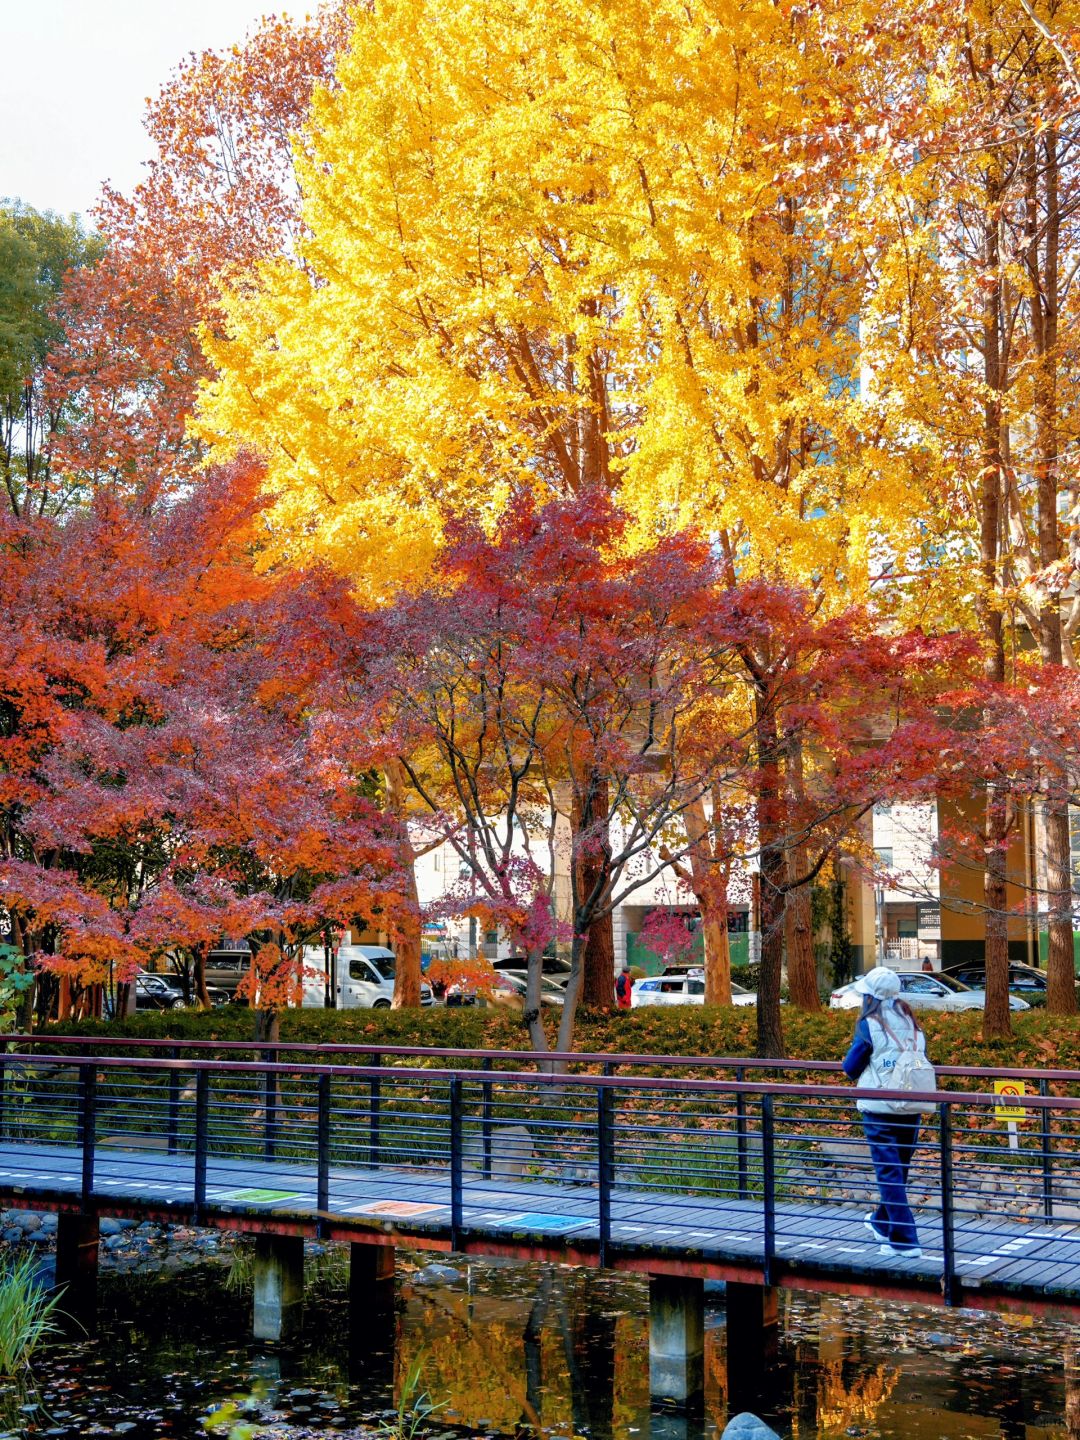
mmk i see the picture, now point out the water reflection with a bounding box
[12,1248,1080,1440]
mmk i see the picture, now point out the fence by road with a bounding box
[0,1036,1079,1312]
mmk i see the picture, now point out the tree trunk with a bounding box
[785,881,819,1011]
[1024,130,1074,1016]
[978,171,1012,1044]
[572,773,615,1010]
[253,1007,280,1044]
[983,789,1013,1041]
[754,688,786,1058]
[553,930,586,1067]
[386,759,423,1008]
[1045,801,1077,1014]
[702,913,731,1007]
[682,792,732,1005]
[579,909,614,1008]
[783,740,819,1011]
[11,914,34,1033]
[195,942,212,1009]
[520,938,551,1054]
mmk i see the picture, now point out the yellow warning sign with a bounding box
[993,1079,1028,1121]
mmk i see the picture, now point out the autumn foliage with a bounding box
[3,0,1080,1049]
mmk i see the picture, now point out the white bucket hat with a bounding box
[853,966,901,1000]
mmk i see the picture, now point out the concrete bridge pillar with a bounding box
[350,1240,394,1310]
[347,1243,396,1396]
[648,1274,704,1410]
[55,1212,99,1330]
[252,1233,304,1341]
[725,1282,779,1416]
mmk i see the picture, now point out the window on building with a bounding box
[874,847,894,868]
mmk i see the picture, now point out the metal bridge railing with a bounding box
[0,1048,1078,1302]
[8,1030,1080,1088]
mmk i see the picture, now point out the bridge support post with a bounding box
[55,1212,99,1330]
[725,1282,778,1416]
[252,1234,304,1341]
[648,1274,704,1410]
[348,1243,395,1392]
[350,1241,394,1313]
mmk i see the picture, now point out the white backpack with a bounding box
[870,1013,937,1113]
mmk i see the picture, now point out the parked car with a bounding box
[493,954,572,977]
[301,945,434,1008]
[829,969,1031,1012]
[204,947,252,996]
[133,972,230,1010]
[632,972,758,1008]
[487,971,567,1010]
[941,961,1063,1000]
[135,972,188,1010]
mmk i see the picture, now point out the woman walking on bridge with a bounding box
[842,966,934,1260]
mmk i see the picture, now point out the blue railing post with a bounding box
[167,1045,181,1156]
[939,1101,958,1306]
[193,1068,209,1224]
[1039,1078,1054,1221]
[762,1093,775,1285]
[79,1062,97,1205]
[598,1082,613,1268]
[0,1047,7,1143]
[481,1056,493,1181]
[449,1076,463,1250]
[317,1071,331,1226]
[735,1066,749,1201]
[263,1047,278,1162]
[369,1054,381,1168]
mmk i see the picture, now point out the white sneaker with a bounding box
[879,1242,922,1259]
[864,1213,890,1244]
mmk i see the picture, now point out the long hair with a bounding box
[861,993,922,1033]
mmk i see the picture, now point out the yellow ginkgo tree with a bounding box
[197,0,955,1030]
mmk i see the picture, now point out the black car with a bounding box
[135,973,230,1009]
[134,973,188,1010]
[941,961,1053,996]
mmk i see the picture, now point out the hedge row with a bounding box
[46,1002,1080,1071]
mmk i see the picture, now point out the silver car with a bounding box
[829,970,1030,1013]
[631,973,757,1008]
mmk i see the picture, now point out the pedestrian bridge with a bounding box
[0,1036,1078,1404]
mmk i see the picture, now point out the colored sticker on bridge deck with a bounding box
[359,1200,443,1218]
[215,1188,302,1204]
[492,1213,589,1233]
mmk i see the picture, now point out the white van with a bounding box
[302,945,434,1009]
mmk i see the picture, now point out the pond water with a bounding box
[10,1246,1080,1440]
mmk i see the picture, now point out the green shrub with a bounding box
[43,1000,1080,1072]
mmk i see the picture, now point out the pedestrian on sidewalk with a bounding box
[615,966,633,1009]
[842,966,933,1259]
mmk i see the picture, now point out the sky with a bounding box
[1,0,290,223]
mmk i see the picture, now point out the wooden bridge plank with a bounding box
[4,1135,1080,1307]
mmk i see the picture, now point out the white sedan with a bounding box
[829,970,1030,1013]
[631,974,757,1008]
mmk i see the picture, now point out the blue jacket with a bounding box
[842,1017,874,1080]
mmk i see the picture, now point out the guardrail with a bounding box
[5,1031,1079,1085]
[0,1047,1077,1305]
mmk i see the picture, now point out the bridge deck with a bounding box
[3,1139,1079,1312]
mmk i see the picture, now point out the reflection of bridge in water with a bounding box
[4,1035,1080,1411]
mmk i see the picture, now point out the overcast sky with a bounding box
[1,0,293,222]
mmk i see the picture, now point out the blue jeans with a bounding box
[861,1113,920,1247]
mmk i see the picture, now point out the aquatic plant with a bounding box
[0,1255,63,1377]
[381,1352,448,1440]
[202,1396,260,1440]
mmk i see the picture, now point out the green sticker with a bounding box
[218,1188,298,1204]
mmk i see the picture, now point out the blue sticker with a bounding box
[493,1212,588,1233]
